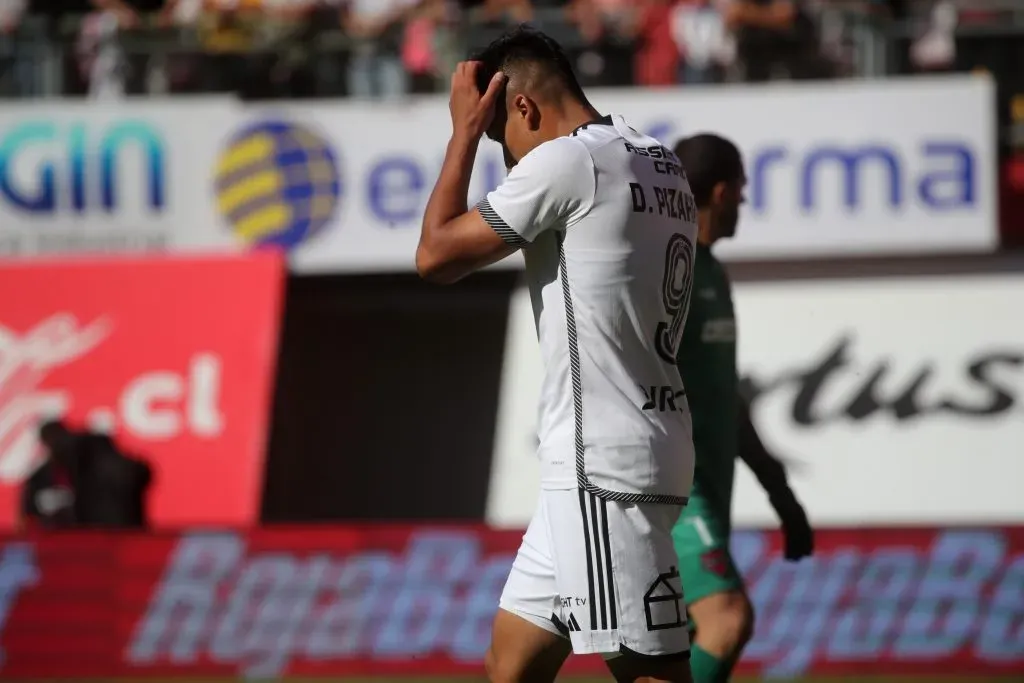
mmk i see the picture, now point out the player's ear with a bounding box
[515,94,541,131]
[711,181,728,207]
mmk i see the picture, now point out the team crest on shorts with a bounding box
[643,566,684,631]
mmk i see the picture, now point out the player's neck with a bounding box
[697,215,716,248]
[552,100,603,139]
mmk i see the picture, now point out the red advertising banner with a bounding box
[0,526,1021,679]
[0,254,284,529]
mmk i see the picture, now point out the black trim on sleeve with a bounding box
[477,198,528,246]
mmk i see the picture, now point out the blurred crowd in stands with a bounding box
[0,0,1017,100]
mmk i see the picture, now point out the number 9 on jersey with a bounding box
[655,233,695,364]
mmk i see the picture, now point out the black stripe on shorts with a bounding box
[579,490,617,632]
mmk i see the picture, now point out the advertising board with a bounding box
[0,254,284,529]
[0,76,997,269]
[247,75,1000,271]
[626,76,998,261]
[487,274,1024,528]
[0,525,1021,679]
[0,98,237,256]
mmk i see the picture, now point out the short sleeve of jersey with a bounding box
[477,137,596,245]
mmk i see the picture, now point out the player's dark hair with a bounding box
[472,25,589,106]
[673,134,743,209]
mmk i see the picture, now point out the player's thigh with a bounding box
[546,489,691,660]
[672,496,746,610]
[492,494,572,682]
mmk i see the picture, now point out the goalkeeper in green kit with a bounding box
[671,134,814,683]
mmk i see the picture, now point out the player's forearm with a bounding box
[422,135,477,234]
[418,135,479,277]
[737,399,788,494]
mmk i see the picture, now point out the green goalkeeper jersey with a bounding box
[675,243,738,527]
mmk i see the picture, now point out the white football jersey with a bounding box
[479,114,698,504]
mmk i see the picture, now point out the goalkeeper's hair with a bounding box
[673,134,744,208]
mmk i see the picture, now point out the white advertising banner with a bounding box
[608,76,998,261]
[0,76,997,269]
[487,273,1024,528]
[0,98,238,256]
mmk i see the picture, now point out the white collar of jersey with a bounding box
[570,114,614,137]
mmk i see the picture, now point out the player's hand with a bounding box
[771,488,814,561]
[448,61,506,143]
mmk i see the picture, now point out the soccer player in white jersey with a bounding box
[417,28,698,683]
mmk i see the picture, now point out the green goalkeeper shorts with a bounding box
[672,492,745,604]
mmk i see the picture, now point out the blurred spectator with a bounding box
[20,420,152,531]
[75,432,152,529]
[633,0,681,86]
[74,0,166,97]
[24,0,99,95]
[565,0,635,86]
[0,0,30,96]
[671,0,734,84]
[727,0,832,81]
[20,421,79,530]
[0,1,24,38]
[401,0,446,94]
[570,0,675,87]
[258,0,331,98]
[910,0,956,71]
[85,0,148,27]
[341,0,421,99]
[478,0,533,24]
[161,0,272,96]
[463,0,533,55]
[77,10,127,97]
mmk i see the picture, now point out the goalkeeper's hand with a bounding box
[770,488,814,561]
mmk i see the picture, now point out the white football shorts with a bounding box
[498,488,690,659]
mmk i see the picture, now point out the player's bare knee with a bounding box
[633,675,694,683]
[485,635,529,683]
[484,647,498,681]
[737,595,755,647]
[485,646,557,683]
[631,666,695,683]
[714,597,753,651]
[484,647,522,683]
[607,649,694,683]
[610,665,694,683]
[485,614,567,683]
[690,591,754,655]
[483,647,507,683]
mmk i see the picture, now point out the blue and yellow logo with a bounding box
[215,120,341,249]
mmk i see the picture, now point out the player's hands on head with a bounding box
[771,489,814,561]
[448,61,506,144]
